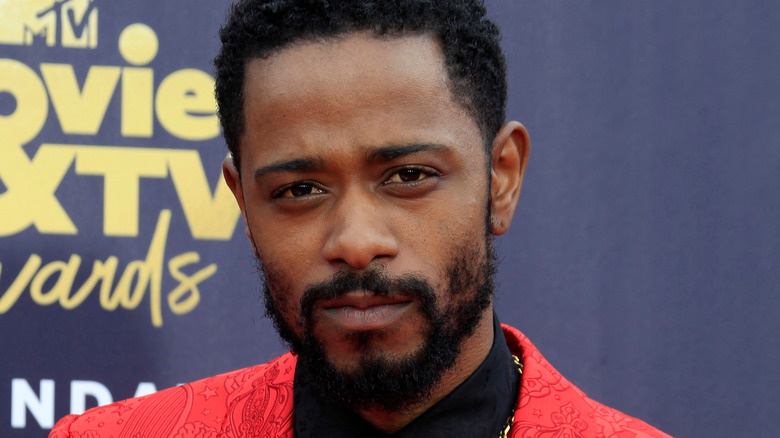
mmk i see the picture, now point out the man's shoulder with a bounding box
[49,353,297,438]
[501,324,673,438]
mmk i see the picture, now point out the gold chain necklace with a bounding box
[498,355,523,438]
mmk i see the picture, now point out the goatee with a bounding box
[257,242,496,412]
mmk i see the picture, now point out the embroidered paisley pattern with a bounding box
[50,328,671,438]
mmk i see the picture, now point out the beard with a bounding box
[257,237,497,413]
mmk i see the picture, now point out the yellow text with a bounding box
[0,57,219,144]
[0,210,218,327]
[0,144,240,238]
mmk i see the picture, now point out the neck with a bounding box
[355,306,495,433]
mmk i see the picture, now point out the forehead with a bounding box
[239,32,483,167]
[244,32,451,109]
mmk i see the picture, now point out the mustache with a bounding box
[299,268,436,325]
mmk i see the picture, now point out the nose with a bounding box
[321,190,399,270]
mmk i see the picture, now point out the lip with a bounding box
[319,293,413,331]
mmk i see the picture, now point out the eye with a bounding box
[273,182,326,199]
[383,166,438,185]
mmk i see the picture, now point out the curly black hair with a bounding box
[214,0,507,176]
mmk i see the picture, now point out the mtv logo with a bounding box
[0,0,98,48]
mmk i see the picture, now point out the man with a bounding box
[51,1,671,437]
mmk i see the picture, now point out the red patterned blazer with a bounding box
[50,325,672,437]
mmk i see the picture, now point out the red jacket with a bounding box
[50,325,672,437]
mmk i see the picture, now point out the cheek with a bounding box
[249,203,325,264]
[427,196,488,244]
[260,255,306,330]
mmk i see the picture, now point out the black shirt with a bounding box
[293,314,519,437]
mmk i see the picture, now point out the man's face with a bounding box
[227,33,504,409]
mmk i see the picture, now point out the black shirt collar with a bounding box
[293,313,519,438]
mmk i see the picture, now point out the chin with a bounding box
[320,326,427,367]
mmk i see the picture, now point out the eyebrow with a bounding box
[254,157,323,179]
[365,143,450,162]
[253,143,450,179]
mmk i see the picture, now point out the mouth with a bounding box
[319,293,413,331]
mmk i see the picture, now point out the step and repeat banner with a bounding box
[1,1,778,437]
[0,1,268,436]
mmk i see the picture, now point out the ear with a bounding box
[223,156,260,258]
[222,156,244,211]
[489,121,530,235]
